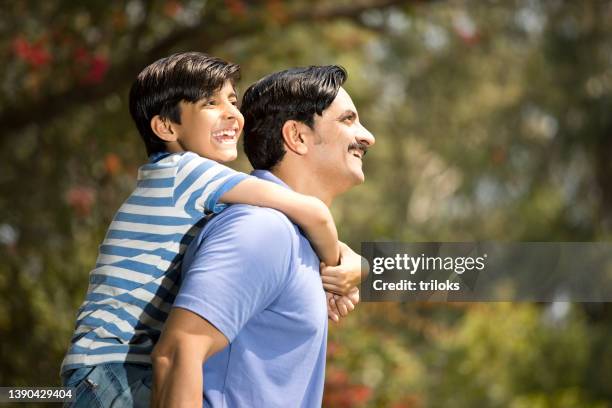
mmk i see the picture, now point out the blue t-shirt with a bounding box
[174,170,328,408]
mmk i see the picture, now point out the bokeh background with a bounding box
[1,0,612,406]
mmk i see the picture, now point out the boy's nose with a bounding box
[223,103,239,120]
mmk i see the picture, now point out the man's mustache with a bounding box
[348,142,368,157]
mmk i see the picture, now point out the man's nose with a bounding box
[357,124,375,147]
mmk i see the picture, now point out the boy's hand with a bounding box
[320,242,367,296]
[326,288,360,322]
[326,292,341,322]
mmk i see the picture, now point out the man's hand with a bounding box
[326,287,360,323]
[320,242,368,296]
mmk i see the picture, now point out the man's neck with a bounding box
[271,165,335,207]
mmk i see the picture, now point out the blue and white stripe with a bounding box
[61,151,248,374]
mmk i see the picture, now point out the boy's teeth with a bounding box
[212,129,238,144]
[212,129,236,137]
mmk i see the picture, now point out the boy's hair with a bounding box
[241,65,347,170]
[129,52,240,155]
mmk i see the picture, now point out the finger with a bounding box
[326,284,350,296]
[347,287,360,301]
[320,266,341,278]
[337,301,348,317]
[327,295,340,321]
[324,285,347,297]
[321,275,340,284]
[321,264,342,273]
[338,297,354,310]
[327,309,340,322]
[323,283,341,292]
[329,296,340,314]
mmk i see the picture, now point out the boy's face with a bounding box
[172,80,244,162]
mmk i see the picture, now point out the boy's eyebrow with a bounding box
[196,89,238,103]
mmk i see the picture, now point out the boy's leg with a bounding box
[62,363,152,408]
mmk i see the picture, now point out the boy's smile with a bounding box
[212,128,239,145]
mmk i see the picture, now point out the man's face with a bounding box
[173,80,244,162]
[307,87,375,191]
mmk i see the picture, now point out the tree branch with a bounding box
[0,0,424,133]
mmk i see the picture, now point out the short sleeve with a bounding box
[173,152,250,216]
[173,206,295,342]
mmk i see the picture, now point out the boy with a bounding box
[61,52,361,406]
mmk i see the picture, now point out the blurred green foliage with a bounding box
[1,0,612,406]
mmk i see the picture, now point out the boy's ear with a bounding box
[150,115,177,142]
[281,120,309,155]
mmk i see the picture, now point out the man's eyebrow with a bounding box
[338,110,357,120]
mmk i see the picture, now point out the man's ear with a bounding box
[281,120,309,155]
[150,115,177,142]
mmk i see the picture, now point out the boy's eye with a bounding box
[203,99,216,106]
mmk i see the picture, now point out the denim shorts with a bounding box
[62,363,152,408]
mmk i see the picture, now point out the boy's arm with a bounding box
[219,178,340,266]
[321,242,369,295]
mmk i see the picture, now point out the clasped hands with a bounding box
[320,242,367,322]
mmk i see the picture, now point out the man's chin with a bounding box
[347,171,365,187]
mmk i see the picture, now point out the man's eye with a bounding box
[230,100,238,106]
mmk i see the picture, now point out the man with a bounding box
[151,65,375,407]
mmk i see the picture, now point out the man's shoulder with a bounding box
[210,204,296,235]
[185,205,298,279]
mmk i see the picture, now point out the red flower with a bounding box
[327,340,339,358]
[351,385,372,403]
[12,37,30,58]
[104,153,122,176]
[164,0,183,17]
[66,186,95,217]
[84,55,109,84]
[326,367,349,385]
[12,36,52,67]
[73,48,109,84]
[225,0,247,18]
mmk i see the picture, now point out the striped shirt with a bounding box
[61,151,248,375]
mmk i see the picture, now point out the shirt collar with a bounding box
[251,169,291,190]
[148,151,172,163]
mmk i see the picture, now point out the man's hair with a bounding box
[129,52,240,155]
[241,65,347,170]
